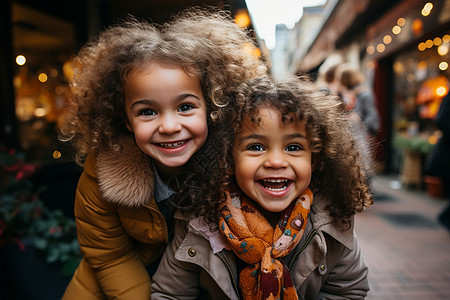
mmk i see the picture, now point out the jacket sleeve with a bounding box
[318,232,369,299]
[74,154,151,299]
[151,219,202,299]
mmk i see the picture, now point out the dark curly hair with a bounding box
[199,76,373,225]
[59,7,267,165]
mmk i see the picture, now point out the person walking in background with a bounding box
[59,7,267,299]
[339,67,381,139]
[321,63,343,98]
[425,93,450,231]
[151,76,372,299]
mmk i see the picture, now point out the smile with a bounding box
[158,140,187,148]
[260,179,290,191]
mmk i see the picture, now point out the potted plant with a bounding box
[0,147,81,299]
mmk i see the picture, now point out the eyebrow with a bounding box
[236,133,307,145]
[130,93,202,109]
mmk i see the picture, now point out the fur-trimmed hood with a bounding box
[96,135,155,207]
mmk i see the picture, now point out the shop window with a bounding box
[12,3,76,163]
[392,31,449,179]
[393,33,449,135]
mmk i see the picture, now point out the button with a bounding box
[188,248,197,257]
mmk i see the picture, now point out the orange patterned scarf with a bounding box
[218,185,313,300]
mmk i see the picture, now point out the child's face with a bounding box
[232,107,312,213]
[125,63,208,173]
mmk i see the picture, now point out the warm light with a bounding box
[50,68,58,77]
[376,43,385,53]
[425,39,434,48]
[443,34,450,43]
[397,17,406,26]
[252,47,261,58]
[407,74,416,83]
[434,37,442,46]
[438,44,449,55]
[53,150,62,159]
[383,35,392,44]
[34,107,46,117]
[367,61,376,69]
[234,9,251,28]
[418,42,427,51]
[418,61,428,70]
[392,25,401,35]
[242,42,261,58]
[393,61,405,74]
[436,86,447,96]
[439,61,448,70]
[55,86,65,95]
[428,135,439,145]
[38,73,48,83]
[366,45,375,55]
[412,19,423,35]
[422,2,433,16]
[16,55,26,66]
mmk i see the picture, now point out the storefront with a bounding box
[364,0,450,189]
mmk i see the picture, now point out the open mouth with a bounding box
[260,179,290,191]
[158,140,187,149]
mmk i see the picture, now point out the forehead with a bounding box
[238,107,305,132]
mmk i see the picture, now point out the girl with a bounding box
[151,76,373,299]
[60,8,266,299]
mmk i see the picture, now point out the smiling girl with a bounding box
[152,76,373,299]
[60,8,266,299]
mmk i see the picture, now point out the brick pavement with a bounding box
[355,175,450,299]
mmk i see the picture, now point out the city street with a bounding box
[356,175,450,299]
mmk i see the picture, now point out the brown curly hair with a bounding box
[200,76,373,224]
[59,7,267,165]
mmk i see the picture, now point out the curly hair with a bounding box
[59,7,267,165]
[199,76,373,224]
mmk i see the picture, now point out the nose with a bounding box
[263,150,288,169]
[158,113,182,134]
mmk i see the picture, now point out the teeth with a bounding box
[263,179,288,183]
[160,141,186,148]
[265,186,287,191]
[261,179,289,191]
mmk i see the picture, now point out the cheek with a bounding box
[192,115,208,139]
[233,157,254,180]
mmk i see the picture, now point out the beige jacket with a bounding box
[63,136,168,300]
[151,198,369,299]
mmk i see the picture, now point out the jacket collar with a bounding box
[183,193,356,253]
[96,135,155,207]
[310,195,355,250]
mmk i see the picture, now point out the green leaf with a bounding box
[34,237,48,249]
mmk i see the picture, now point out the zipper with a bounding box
[288,229,318,269]
[216,252,240,299]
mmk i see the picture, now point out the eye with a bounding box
[178,104,195,112]
[137,108,156,116]
[286,144,303,152]
[247,144,264,151]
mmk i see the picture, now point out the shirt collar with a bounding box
[152,164,174,202]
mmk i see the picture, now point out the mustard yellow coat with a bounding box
[62,136,168,299]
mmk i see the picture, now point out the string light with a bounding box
[16,55,26,66]
[38,73,48,83]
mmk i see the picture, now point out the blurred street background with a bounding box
[1,0,450,299]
